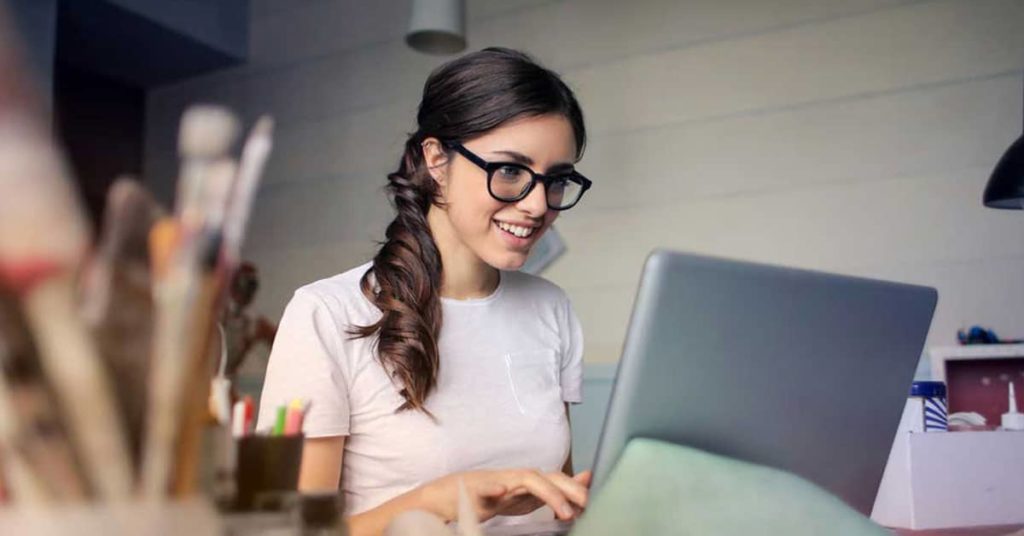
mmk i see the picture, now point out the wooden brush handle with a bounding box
[170,272,223,496]
[20,274,134,500]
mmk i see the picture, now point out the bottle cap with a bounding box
[1001,381,1024,431]
[910,381,946,398]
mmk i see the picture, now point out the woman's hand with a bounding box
[421,469,592,523]
[488,470,591,518]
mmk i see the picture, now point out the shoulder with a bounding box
[297,261,372,299]
[288,261,379,323]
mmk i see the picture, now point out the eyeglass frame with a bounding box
[442,141,592,211]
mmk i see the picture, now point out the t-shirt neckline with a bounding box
[440,271,505,306]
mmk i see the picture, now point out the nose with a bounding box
[515,181,549,218]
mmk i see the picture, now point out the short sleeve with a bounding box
[257,289,351,437]
[559,295,584,404]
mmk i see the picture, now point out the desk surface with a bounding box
[893,525,1024,536]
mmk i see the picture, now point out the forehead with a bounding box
[467,114,577,164]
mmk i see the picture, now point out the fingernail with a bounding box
[560,505,575,518]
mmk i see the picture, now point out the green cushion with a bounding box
[572,438,888,536]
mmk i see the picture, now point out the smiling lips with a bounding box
[494,220,538,239]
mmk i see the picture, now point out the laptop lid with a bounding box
[590,250,937,514]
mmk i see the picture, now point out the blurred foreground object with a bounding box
[0,0,275,510]
[0,1,133,501]
[80,177,166,471]
[0,288,88,503]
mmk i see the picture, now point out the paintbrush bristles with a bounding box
[250,116,273,140]
[178,106,240,159]
[0,117,89,281]
[80,177,164,324]
[175,105,240,225]
[223,115,274,265]
[147,220,180,281]
[202,160,238,230]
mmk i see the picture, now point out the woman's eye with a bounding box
[497,166,525,179]
[549,177,569,191]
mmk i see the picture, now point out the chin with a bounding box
[486,251,531,271]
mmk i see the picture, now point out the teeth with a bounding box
[496,221,535,238]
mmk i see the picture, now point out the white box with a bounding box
[871,430,1024,530]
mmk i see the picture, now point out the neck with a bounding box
[427,205,500,300]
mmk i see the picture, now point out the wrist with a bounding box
[413,476,455,523]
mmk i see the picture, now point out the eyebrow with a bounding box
[490,150,575,174]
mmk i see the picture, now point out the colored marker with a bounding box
[284,399,303,436]
[242,395,254,436]
[272,405,287,436]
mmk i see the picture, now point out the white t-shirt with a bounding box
[257,262,584,524]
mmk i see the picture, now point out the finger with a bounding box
[573,470,593,487]
[546,471,589,508]
[475,482,507,498]
[516,470,576,520]
[507,485,530,497]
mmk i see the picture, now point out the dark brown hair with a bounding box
[351,47,586,412]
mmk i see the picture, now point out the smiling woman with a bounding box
[256,47,592,536]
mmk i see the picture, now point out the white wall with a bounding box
[144,0,1024,367]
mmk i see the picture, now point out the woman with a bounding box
[258,47,593,535]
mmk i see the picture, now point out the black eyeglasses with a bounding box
[444,142,592,211]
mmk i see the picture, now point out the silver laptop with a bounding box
[494,249,937,534]
[591,249,937,512]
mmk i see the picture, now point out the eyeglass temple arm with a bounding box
[444,142,489,170]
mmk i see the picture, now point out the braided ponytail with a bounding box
[351,136,444,412]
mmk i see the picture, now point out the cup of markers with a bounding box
[229,399,309,511]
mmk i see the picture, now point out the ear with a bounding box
[421,137,450,185]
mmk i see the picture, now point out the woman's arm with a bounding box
[562,403,574,476]
[298,436,345,492]
[300,436,432,536]
[344,469,585,536]
[300,435,587,536]
[300,435,412,536]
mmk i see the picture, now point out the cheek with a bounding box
[456,178,503,224]
[446,185,504,236]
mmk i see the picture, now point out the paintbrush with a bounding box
[175,106,240,230]
[0,305,54,505]
[172,116,274,496]
[0,289,90,503]
[139,216,181,497]
[456,479,484,536]
[79,177,166,471]
[80,177,165,325]
[170,159,238,496]
[222,116,274,269]
[141,105,239,498]
[172,115,276,498]
[0,6,133,501]
[0,381,49,505]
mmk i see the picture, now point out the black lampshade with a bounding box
[983,134,1024,209]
